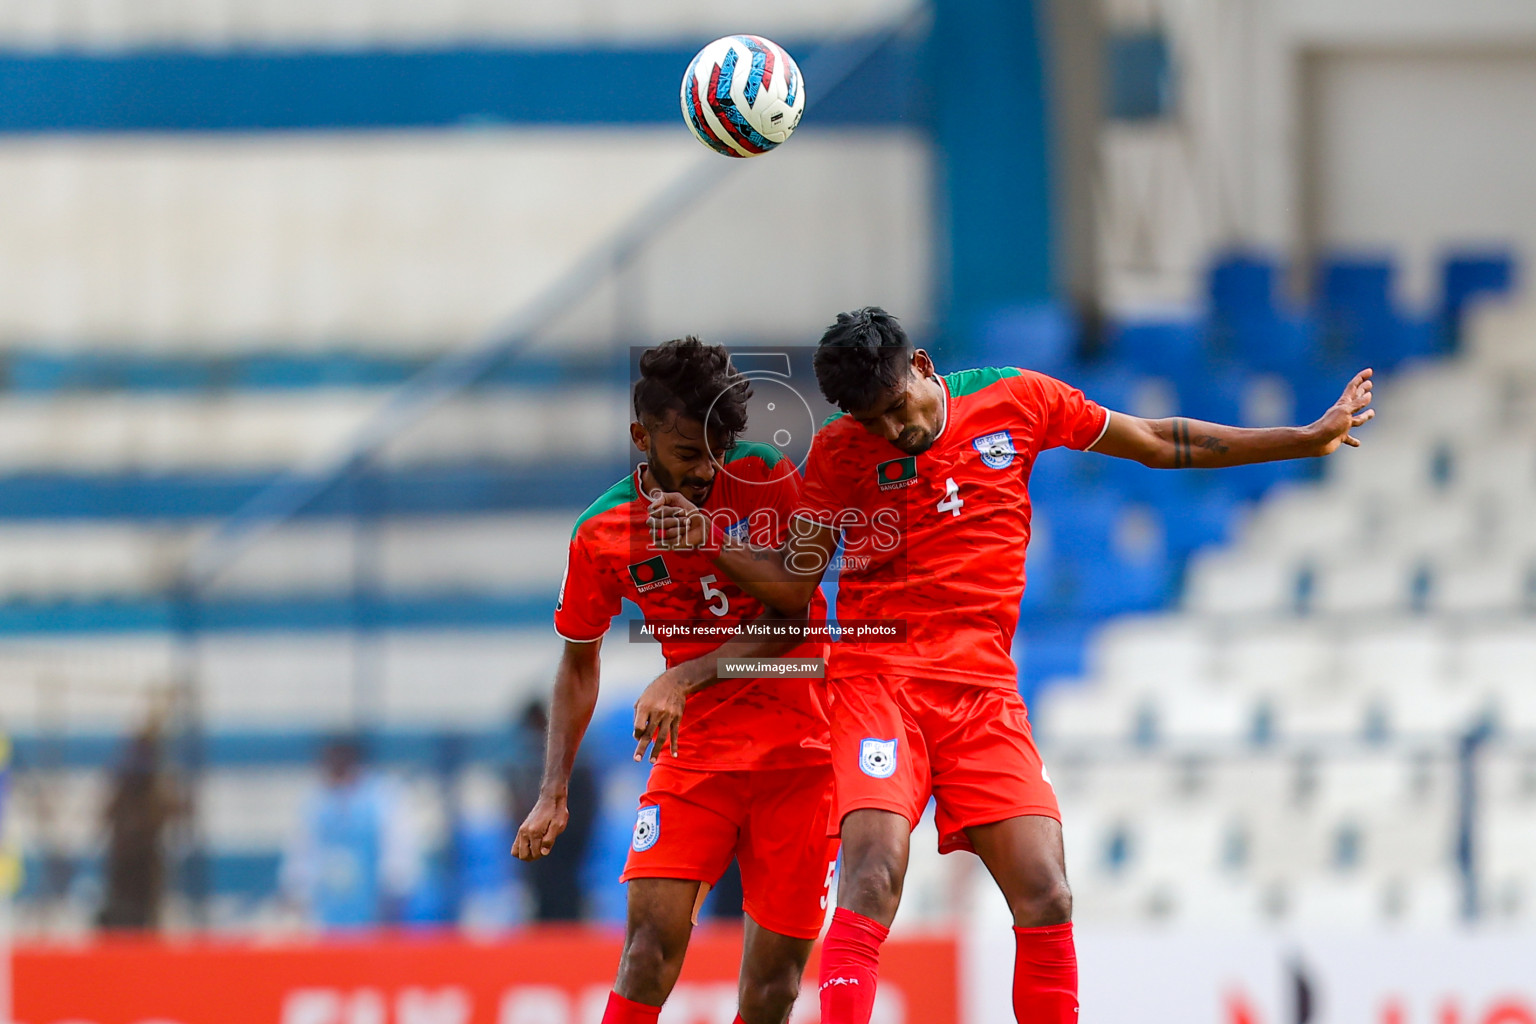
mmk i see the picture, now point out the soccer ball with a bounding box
[680,35,806,158]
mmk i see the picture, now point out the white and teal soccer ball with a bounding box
[680,35,806,158]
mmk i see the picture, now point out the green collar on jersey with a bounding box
[570,474,639,539]
[569,439,785,539]
[944,365,1022,397]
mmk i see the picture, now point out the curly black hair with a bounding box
[633,337,750,443]
[812,306,912,412]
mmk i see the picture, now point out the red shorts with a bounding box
[828,674,1060,854]
[621,762,839,940]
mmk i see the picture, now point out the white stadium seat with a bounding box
[1087,615,1216,691]
[1336,623,1451,692]
[1217,620,1334,694]
[1431,555,1533,615]
[1308,555,1419,615]
[1183,550,1299,616]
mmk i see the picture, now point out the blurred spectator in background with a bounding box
[281,738,420,931]
[508,701,595,921]
[453,766,518,931]
[97,714,183,930]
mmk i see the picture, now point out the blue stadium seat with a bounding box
[1209,252,1280,320]
[1441,250,1517,346]
[974,302,1078,375]
[1107,319,1205,377]
[1315,255,1437,371]
[1161,487,1243,557]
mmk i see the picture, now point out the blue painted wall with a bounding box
[930,0,1056,345]
[0,39,921,132]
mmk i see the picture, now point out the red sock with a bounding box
[1013,923,1079,1023]
[818,907,889,1024]
[601,991,661,1024]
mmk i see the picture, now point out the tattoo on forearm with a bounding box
[1171,418,1229,467]
[1194,434,1229,456]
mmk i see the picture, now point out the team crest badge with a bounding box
[627,555,672,593]
[972,431,1016,469]
[632,805,660,851]
[725,517,750,541]
[859,738,898,779]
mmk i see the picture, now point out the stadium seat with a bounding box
[1183,551,1301,616]
[1430,555,1532,615]
[1106,320,1205,378]
[1033,683,1139,746]
[1441,251,1516,343]
[1217,620,1335,694]
[1287,874,1386,927]
[1335,623,1451,692]
[1087,616,1216,691]
[1306,555,1419,616]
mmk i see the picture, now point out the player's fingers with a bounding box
[650,492,690,512]
[633,709,652,760]
[539,821,560,856]
[1343,435,1360,447]
[669,716,680,758]
[648,727,664,764]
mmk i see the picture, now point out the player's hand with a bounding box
[512,794,569,861]
[647,492,708,549]
[634,670,688,763]
[1309,368,1375,455]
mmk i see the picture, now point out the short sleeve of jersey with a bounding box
[759,456,807,545]
[1010,369,1110,453]
[792,427,851,527]
[553,529,621,643]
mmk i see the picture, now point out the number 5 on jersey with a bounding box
[937,477,964,517]
[700,574,729,616]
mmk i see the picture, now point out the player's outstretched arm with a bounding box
[647,492,837,614]
[1091,368,1375,468]
[632,604,811,763]
[512,639,601,862]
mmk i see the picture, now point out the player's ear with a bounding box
[911,349,935,378]
[629,420,650,455]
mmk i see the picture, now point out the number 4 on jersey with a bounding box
[937,477,964,517]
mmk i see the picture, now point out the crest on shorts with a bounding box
[632,805,660,851]
[859,738,898,779]
[972,430,1016,469]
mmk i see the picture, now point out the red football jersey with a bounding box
[555,440,830,770]
[796,367,1109,688]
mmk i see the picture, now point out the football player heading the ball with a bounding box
[514,338,837,1024]
[650,307,1375,1024]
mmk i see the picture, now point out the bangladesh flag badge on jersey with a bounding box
[628,555,672,593]
[875,456,918,491]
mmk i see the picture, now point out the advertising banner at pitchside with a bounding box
[963,928,1536,1024]
[15,928,957,1024]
